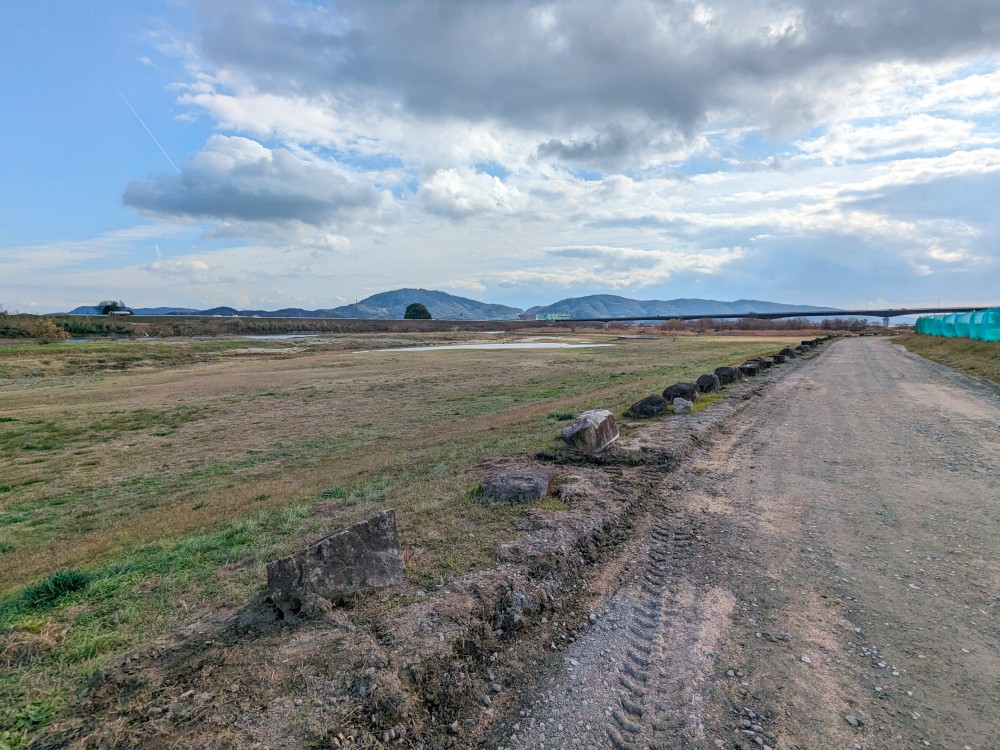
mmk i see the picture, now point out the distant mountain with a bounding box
[328,288,523,320]
[64,291,839,321]
[527,295,838,319]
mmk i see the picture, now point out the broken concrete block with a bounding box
[662,382,700,402]
[267,509,404,616]
[560,409,619,454]
[695,373,722,393]
[672,397,694,414]
[739,361,761,377]
[714,366,742,384]
[627,394,668,418]
[480,466,557,503]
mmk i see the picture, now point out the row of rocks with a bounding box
[264,336,831,614]
[622,337,830,422]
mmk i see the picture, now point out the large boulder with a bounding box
[560,409,620,454]
[627,394,668,418]
[267,509,405,616]
[779,347,798,358]
[714,366,742,384]
[481,466,557,503]
[771,353,787,364]
[739,361,761,377]
[800,341,815,349]
[793,346,809,355]
[695,373,722,393]
[663,382,700,402]
[672,397,694,414]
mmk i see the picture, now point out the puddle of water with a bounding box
[369,342,614,352]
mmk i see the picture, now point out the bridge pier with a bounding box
[883,316,890,328]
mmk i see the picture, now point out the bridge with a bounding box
[561,306,995,328]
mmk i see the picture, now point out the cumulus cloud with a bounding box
[184,0,1000,164]
[123,135,380,226]
[418,167,525,218]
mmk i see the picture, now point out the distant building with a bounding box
[536,312,570,321]
[108,310,133,316]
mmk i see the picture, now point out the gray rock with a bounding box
[714,366,742,384]
[845,715,860,728]
[696,373,722,393]
[480,466,557,503]
[560,409,619,453]
[771,353,787,364]
[673,397,694,414]
[627,394,668,418]
[266,509,404,616]
[779,347,797,358]
[663,382,700,402]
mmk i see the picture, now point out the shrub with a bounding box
[27,319,68,344]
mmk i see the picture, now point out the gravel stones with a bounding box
[560,409,620,453]
[266,509,404,616]
[480,466,558,504]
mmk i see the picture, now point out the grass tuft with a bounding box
[20,570,95,609]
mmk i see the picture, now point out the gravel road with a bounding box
[491,336,1000,750]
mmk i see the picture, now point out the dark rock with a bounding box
[480,466,557,503]
[793,346,808,355]
[740,361,761,377]
[560,409,619,453]
[627,394,668,418]
[662,382,700,402]
[695,373,722,393]
[779,347,797,358]
[672,397,693,414]
[800,341,815,348]
[267,510,404,616]
[714,366,742,384]
[771,353,787,364]
[757,356,775,368]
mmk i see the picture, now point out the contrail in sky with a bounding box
[116,88,180,173]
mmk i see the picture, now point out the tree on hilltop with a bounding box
[98,300,127,315]
[404,302,432,320]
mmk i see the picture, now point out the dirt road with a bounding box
[495,336,1000,750]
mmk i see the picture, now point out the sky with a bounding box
[2,1,1000,313]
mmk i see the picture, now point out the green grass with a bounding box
[894,333,1000,385]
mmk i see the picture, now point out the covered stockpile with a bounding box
[915,309,1000,341]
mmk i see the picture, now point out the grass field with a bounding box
[0,332,800,745]
[894,333,1000,386]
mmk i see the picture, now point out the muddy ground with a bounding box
[42,336,999,749]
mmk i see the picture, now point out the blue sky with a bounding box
[2,1,999,313]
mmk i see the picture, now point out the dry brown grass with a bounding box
[0,332,809,745]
